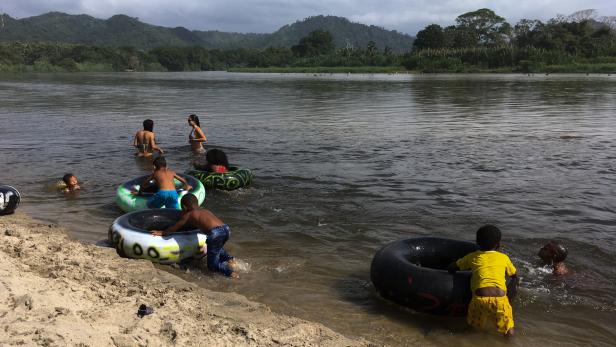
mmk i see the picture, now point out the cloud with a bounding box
[1,0,615,35]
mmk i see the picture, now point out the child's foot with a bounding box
[227,259,238,271]
[505,328,515,337]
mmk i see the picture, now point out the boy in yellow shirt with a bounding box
[448,225,518,336]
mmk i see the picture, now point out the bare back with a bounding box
[186,209,225,232]
[134,130,155,155]
[152,168,178,191]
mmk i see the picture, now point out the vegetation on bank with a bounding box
[408,9,616,73]
[1,9,616,74]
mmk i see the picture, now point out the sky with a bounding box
[1,0,615,35]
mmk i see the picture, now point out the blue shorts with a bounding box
[147,190,179,209]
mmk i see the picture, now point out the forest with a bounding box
[1,9,615,73]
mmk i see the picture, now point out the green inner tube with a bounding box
[116,174,206,212]
[188,167,254,191]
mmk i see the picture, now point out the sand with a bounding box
[0,212,374,347]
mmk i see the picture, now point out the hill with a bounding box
[0,12,414,52]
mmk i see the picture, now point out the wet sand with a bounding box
[0,212,371,347]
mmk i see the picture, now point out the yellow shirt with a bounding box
[456,250,516,293]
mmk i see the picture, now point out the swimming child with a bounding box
[137,156,191,209]
[538,241,568,275]
[205,148,229,173]
[133,119,164,157]
[187,114,207,153]
[448,225,518,337]
[61,173,81,193]
[151,193,238,278]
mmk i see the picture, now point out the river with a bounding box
[0,72,615,346]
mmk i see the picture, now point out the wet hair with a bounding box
[546,241,568,263]
[181,193,199,208]
[143,119,154,132]
[476,225,501,251]
[205,148,229,169]
[188,114,200,127]
[153,156,167,169]
[62,173,75,185]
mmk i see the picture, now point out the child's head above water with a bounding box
[205,148,229,168]
[180,193,199,211]
[538,241,568,264]
[143,119,154,132]
[188,114,200,127]
[476,224,501,251]
[153,156,167,170]
[62,173,78,187]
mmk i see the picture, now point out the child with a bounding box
[538,241,568,275]
[61,173,81,193]
[205,148,229,173]
[151,194,238,278]
[187,114,207,153]
[133,119,164,157]
[448,225,518,337]
[138,156,191,209]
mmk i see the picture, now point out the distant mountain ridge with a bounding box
[0,12,414,52]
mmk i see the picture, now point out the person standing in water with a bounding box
[133,119,164,157]
[188,114,207,153]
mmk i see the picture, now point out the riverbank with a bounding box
[0,212,371,347]
[227,66,408,74]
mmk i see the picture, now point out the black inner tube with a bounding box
[126,209,198,233]
[371,237,518,316]
[406,238,478,270]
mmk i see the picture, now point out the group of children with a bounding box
[449,225,568,336]
[58,117,573,335]
[129,117,237,278]
[132,115,208,157]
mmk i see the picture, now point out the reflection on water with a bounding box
[1,72,616,346]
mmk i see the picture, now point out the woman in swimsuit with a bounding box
[188,114,207,153]
[133,119,164,157]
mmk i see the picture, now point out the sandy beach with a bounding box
[0,212,372,347]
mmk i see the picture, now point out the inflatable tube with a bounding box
[187,167,254,191]
[115,174,206,213]
[108,209,207,264]
[370,237,518,316]
[0,185,21,215]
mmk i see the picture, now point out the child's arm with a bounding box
[151,212,191,236]
[174,173,193,191]
[447,262,460,273]
[132,133,138,147]
[133,174,154,194]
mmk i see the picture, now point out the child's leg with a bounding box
[206,226,233,277]
[206,246,233,276]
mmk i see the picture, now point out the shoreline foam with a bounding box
[0,212,372,346]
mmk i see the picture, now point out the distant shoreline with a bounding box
[3,65,615,74]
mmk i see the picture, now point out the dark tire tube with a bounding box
[0,185,21,215]
[370,237,518,316]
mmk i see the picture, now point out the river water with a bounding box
[1,72,615,346]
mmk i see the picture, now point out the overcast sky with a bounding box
[1,0,615,35]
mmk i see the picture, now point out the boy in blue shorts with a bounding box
[449,225,518,336]
[139,156,191,209]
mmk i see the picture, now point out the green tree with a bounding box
[291,30,335,57]
[413,24,446,49]
[455,8,511,46]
